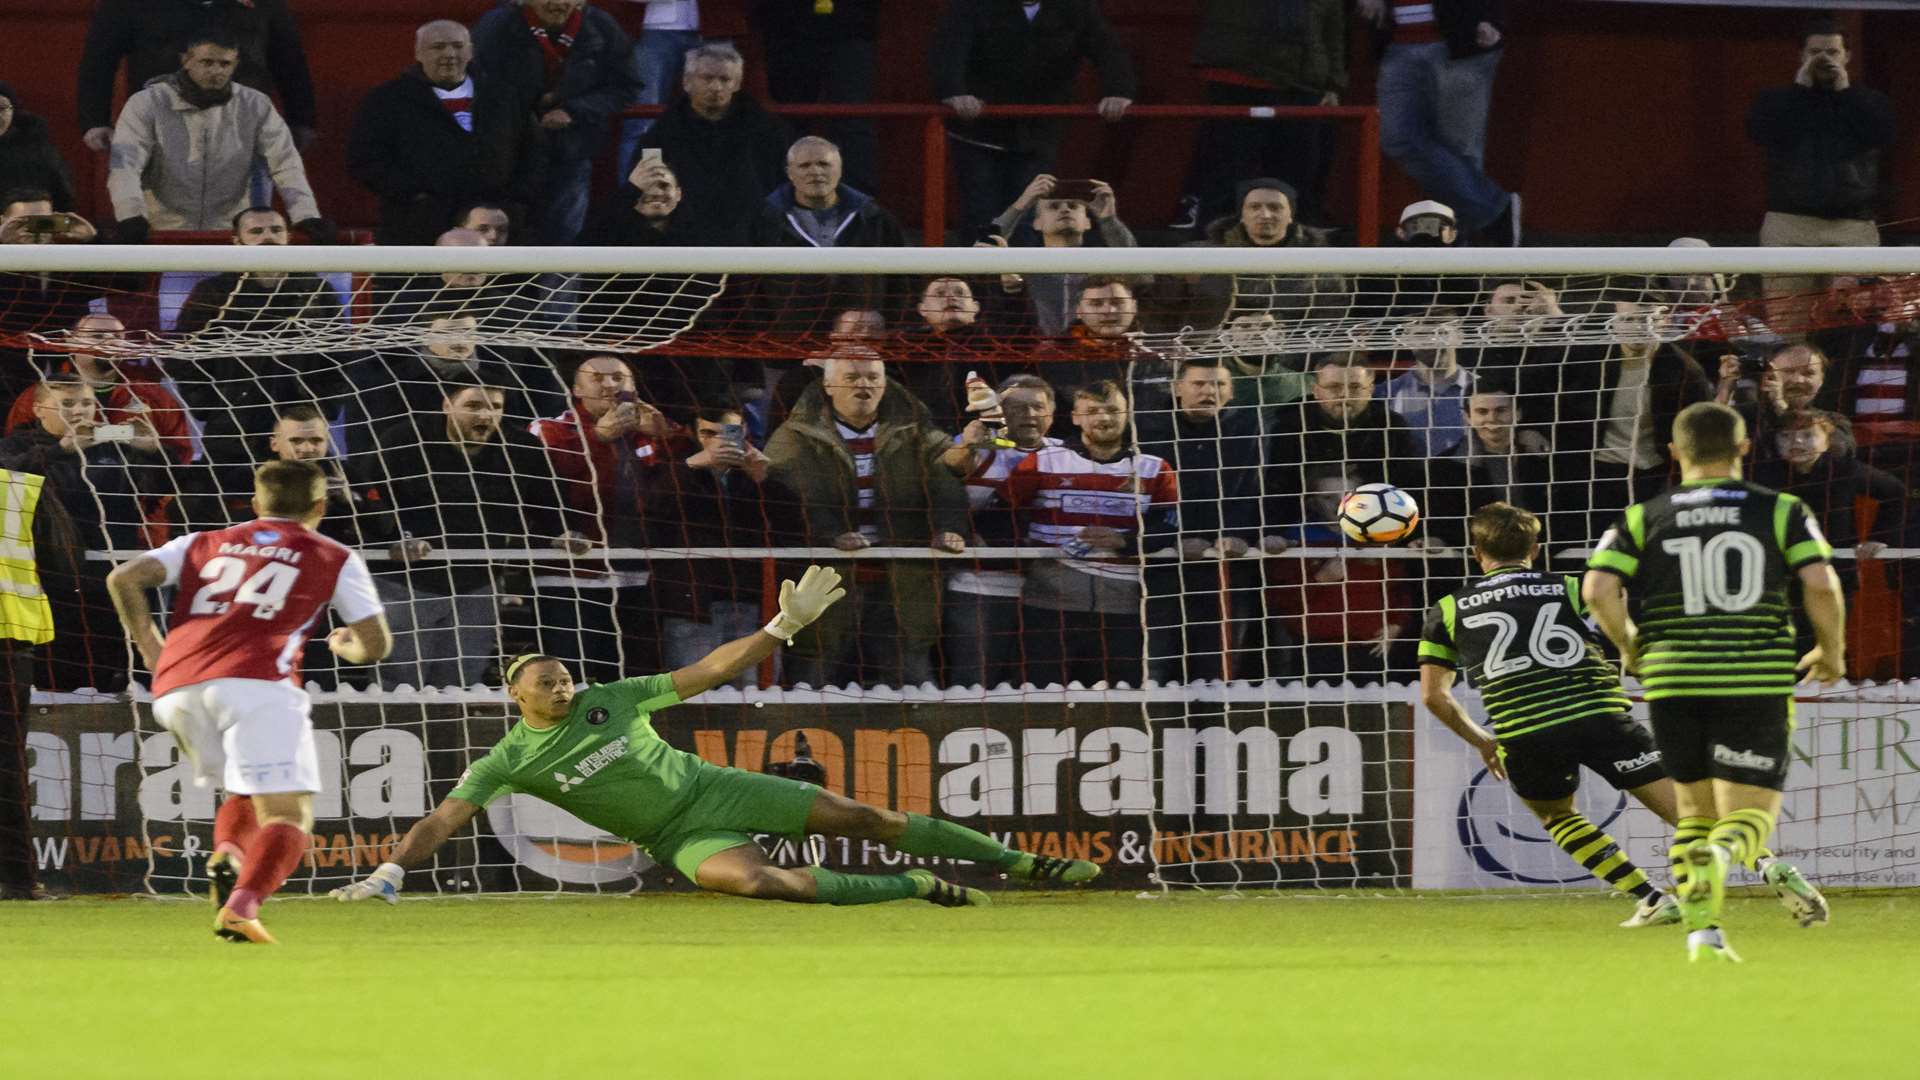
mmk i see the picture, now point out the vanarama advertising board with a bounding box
[26,693,1414,893]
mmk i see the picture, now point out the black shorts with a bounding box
[1498,711,1665,803]
[1647,695,1794,791]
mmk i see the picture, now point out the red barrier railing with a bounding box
[619,102,1382,248]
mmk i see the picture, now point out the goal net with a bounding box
[4,243,1917,898]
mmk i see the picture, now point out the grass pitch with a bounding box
[7,889,1914,1080]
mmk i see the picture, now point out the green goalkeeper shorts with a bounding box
[646,765,822,882]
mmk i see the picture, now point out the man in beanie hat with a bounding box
[1147,177,1336,332]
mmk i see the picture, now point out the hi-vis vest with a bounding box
[0,470,55,645]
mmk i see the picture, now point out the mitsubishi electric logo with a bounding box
[552,735,632,794]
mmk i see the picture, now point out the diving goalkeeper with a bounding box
[332,566,1097,907]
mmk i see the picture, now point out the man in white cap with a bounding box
[1396,199,1458,247]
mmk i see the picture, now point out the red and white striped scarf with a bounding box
[523,5,584,85]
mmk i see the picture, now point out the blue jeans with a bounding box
[663,602,771,689]
[619,28,703,172]
[539,155,595,244]
[1378,42,1507,229]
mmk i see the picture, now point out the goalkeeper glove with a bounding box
[764,564,847,642]
[329,861,404,903]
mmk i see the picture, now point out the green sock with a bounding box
[1709,808,1776,871]
[1669,816,1714,891]
[806,866,921,906]
[1674,816,1714,846]
[897,813,1017,868]
[1545,812,1655,899]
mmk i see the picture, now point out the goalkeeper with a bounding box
[333,566,1097,907]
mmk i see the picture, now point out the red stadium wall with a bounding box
[3,0,1914,240]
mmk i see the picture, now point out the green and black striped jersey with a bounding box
[1586,478,1832,700]
[1418,567,1632,740]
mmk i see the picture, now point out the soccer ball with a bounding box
[1337,484,1420,545]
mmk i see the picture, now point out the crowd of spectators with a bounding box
[0,5,1912,691]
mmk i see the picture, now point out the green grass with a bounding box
[6,889,1914,1080]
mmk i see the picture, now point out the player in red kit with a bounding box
[106,460,391,943]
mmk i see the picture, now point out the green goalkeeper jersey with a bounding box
[448,674,705,844]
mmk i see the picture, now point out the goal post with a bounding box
[3,243,1916,899]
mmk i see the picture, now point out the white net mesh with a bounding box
[2,245,1915,897]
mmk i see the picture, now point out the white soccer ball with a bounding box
[1337,483,1420,545]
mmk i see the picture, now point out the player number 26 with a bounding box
[1462,603,1586,678]
[187,556,301,620]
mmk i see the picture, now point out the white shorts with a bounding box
[152,678,320,796]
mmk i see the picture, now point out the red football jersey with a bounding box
[146,518,383,696]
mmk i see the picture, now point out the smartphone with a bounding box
[19,214,65,238]
[627,148,667,189]
[1047,179,1098,204]
[718,422,746,450]
[94,424,135,443]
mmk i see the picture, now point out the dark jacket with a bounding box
[1754,451,1906,591]
[469,2,638,163]
[76,0,317,132]
[1191,0,1348,96]
[636,93,792,246]
[1420,439,1554,548]
[750,183,905,249]
[582,198,725,247]
[347,66,542,246]
[1747,84,1895,222]
[176,271,342,336]
[930,0,1138,156]
[751,0,879,41]
[1145,214,1340,333]
[642,458,802,612]
[1518,343,1712,461]
[355,419,576,592]
[0,427,144,556]
[0,112,76,211]
[1265,399,1419,524]
[750,183,908,330]
[1372,0,1503,60]
[1134,401,1265,541]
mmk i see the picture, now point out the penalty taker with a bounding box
[334,566,1098,908]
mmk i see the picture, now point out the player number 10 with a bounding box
[1659,533,1765,615]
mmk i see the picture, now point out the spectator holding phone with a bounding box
[585,159,711,245]
[532,354,681,550]
[634,42,792,246]
[0,378,145,691]
[0,84,76,213]
[931,0,1137,235]
[644,401,801,687]
[988,175,1135,337]
[0,189,95,246]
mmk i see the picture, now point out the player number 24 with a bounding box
[188,556,300,619]
[1462,603,1586,677]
